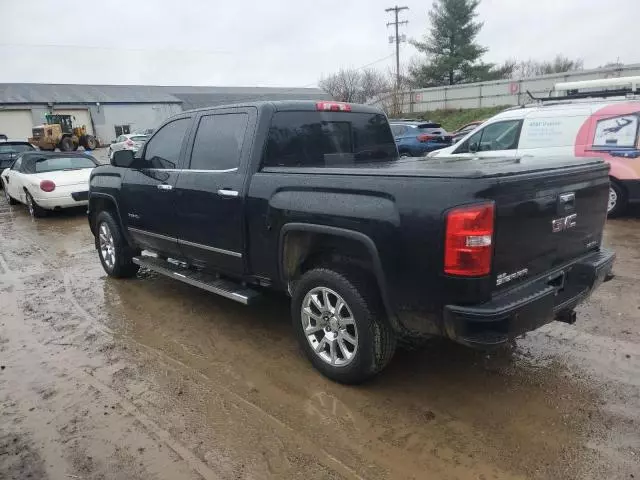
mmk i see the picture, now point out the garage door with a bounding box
[53,109,94,135]
[0,110,33,139]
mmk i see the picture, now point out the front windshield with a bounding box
[34,156,96,173]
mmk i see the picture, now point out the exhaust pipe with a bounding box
[556,309,577,325]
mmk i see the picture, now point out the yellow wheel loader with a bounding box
[28,114,97,152]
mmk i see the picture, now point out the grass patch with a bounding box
[397,106,511,131]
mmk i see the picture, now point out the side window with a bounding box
[189,113,249,170]
[11,158,22,171]
[455,120,521,153]
[141,118,190,169]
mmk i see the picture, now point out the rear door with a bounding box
[174,107,255,275]
[122,116,192,256]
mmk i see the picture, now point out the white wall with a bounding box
[96,103,182,143]
[370,64,640,113]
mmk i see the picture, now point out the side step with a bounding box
[132,256,261,305]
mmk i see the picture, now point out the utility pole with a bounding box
[385,5,409,93]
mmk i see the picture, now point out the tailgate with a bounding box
[489,162,609,291]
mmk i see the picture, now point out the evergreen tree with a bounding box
[410,0,496,86]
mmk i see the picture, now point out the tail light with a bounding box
[40,180,56,192]
[417,133,435,142]
[125,139,134,147]
[316,101,351,112]
[444,203,494,276]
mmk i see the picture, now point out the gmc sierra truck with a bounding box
[88,100,615,384]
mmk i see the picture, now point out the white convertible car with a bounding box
[1,152,98,218]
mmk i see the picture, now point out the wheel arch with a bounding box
[279,223,399,330]
[88,193,133,247]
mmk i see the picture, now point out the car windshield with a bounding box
[264,111,398,167]
[33,156,96,173]
[0,143,34,154]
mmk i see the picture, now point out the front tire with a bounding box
[291,267,396,384]
[608,180,627,217]
[96,211,140,278]
[3,181,17,205]
[59,136,73,152]
[25,192,47,218]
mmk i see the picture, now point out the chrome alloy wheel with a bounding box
[98,222,116,270]
[608,187,617,213]
[301,287,358,367]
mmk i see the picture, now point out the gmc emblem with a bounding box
[552,213,577,232]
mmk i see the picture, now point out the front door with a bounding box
[174,108,254,275]
[4,157,24,201]
[122,116,192,257]
[449,119,523,159]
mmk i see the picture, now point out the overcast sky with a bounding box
[1,0,638,87]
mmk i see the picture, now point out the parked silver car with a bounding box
[107,134,148,159]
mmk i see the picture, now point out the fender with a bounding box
[279,222,400,331]
[88,192,134,247]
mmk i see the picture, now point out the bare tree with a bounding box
[501,55,584,79]
[319,68,390,104]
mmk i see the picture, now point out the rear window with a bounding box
[418,127,445,135]
[130,135,148,142]
[29,156,96,173]
[263,111,397,168]
[0,143,34,154]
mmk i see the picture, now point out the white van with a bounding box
[430,77,640,216]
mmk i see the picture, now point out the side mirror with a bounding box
[468,141,479,153]
[111,149,134,168]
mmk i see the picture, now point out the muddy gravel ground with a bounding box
[0,194,639,480]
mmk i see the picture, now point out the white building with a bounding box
[0,84,328,143]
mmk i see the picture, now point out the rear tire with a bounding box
[291,267,396,384]
[25,192,47,218]
[59,136,73,152]
[84,135,97,150]
[3,181,17,205]
[95,211,140,278]
[608,180,627,217]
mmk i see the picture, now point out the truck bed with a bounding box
[261,155,608,179]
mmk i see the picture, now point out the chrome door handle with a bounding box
[217,189,239,197]
[157,184,173,191]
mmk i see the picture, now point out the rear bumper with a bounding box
[619,179,640,203]
[443,249,615,346]
[409,143,451,155]
[35,193,89,209]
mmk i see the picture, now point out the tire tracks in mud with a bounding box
[6,227,365,480]
[0,240,223,480]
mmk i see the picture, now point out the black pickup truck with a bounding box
[88,100,615,383]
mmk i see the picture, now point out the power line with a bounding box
[385,5,409,93]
